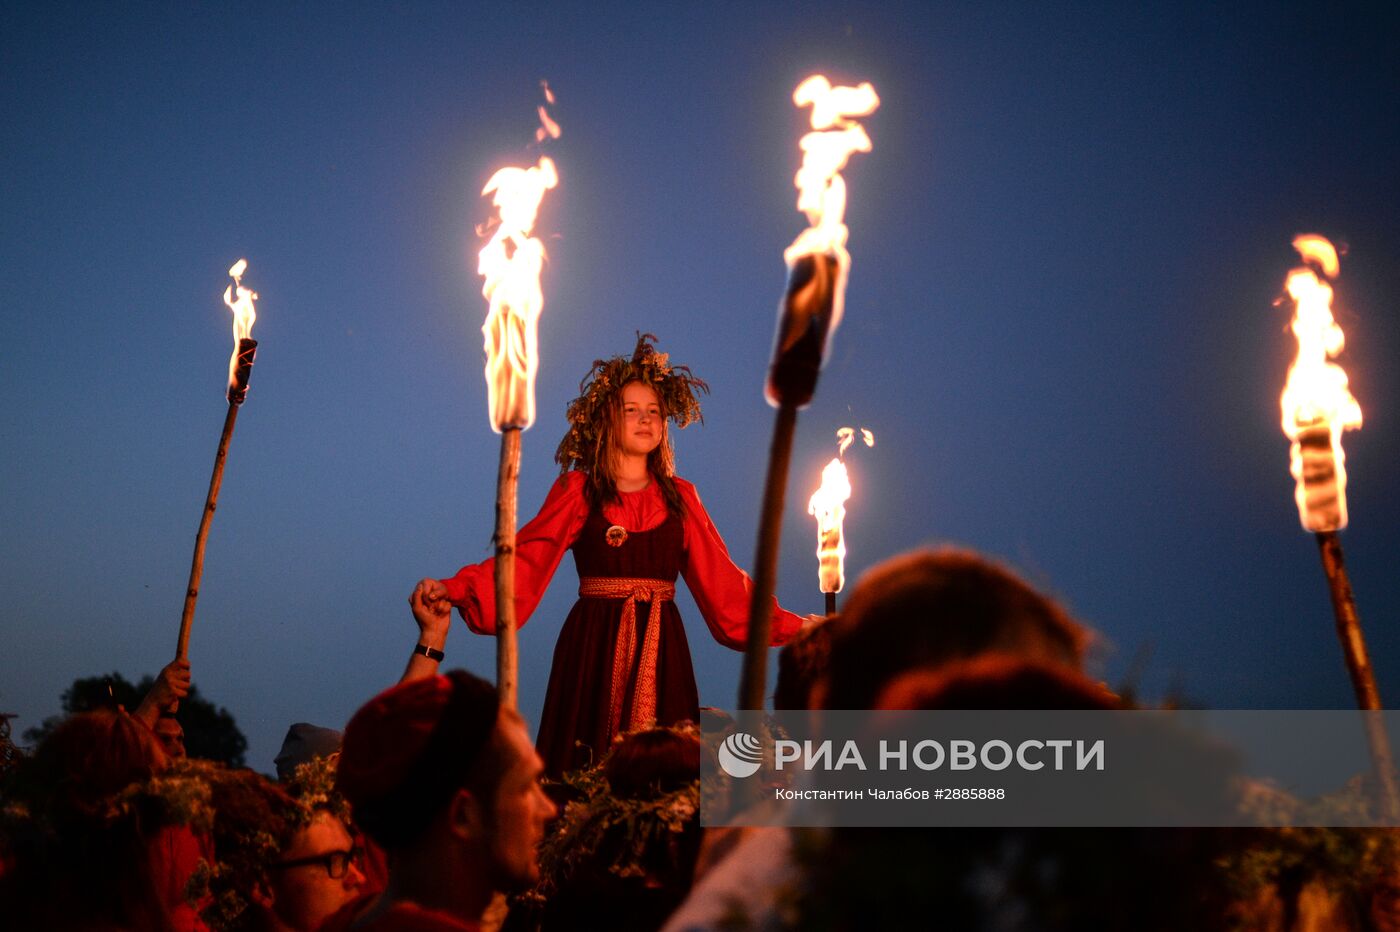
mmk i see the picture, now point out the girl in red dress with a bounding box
[418,335,804,775]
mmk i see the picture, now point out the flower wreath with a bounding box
[115,756,346,931]
[520,721,702,912]
[554,333,709,474]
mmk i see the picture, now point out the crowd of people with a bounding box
[4,336,1398,929]
[3,546,1399,930]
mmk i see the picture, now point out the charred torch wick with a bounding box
[228,338,259,406]
[767,252,839,410]
[1294,419,1344,531]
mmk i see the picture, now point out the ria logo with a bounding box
[717,732,763,778]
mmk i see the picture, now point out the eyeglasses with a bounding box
[272,846,362,880]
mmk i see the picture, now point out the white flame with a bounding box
[222,259,257,388]
[809,457,853,594]
[784,75,879,268]
[479,156,558,432]
[810,426,874,593]
[1279,235,1361,531]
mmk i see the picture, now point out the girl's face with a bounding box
[617,382,664,458]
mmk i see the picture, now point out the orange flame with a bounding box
[478,85,561,432]
[1280,234,1362,532]
[535,80,561,142]
[535,107,561,142]
[478,155,558,432]
[222,258,257,388]
[836,425,876,458]
[810,426,875,593]
[808,457,852,594]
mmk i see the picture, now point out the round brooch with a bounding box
[605,525,629,548]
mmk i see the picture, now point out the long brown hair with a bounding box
[585,382,685,517]
[555,334,708,518]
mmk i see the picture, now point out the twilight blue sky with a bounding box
[4,1,1399,772]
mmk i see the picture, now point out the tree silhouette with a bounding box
[21,671,247,767]
[1,713,23,787]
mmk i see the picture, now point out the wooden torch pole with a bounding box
[175,338,256,660]
[494,426,522,708]
[739,402,798,710]
[1315,530,1400,820]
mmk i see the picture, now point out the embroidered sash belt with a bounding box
[579,576,676,736]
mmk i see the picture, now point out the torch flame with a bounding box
[811,426,875,593]
[535,107,562,142]
[764,76,878,409]
[836,425,876,457]
[784,75,880,274]
[808,457,853,594]
[478,155,558,432]
[535,80,561,143]
[1280,234,1362,531]
[1293,234,1340,279]
[222,259,258,389]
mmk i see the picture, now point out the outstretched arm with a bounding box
[437,472,590,634]
[676,479,805,651]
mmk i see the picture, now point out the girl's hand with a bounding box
[402,579,452,684]
[409,578,452,646]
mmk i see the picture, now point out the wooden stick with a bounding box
[494,427,522,708]
[1315,530,1400,820]
[825,591,837,616]
[739,402,798,710]
[175,339,256,660]
[176,402,240,660]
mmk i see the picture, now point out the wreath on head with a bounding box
[554,333,709,474]
[517,721,702,918]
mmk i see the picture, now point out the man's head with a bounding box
[337,671,556,897]
[273,722,343,782]
[477,708,555,890]
[820,548,1090,710]
[204,768,366,932]
[24,708,169,820]
[255,808,367,931]
[153,710,185,759]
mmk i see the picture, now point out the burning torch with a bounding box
[1278,234,1398,819]
[175,260,259,660]
[476,90,560,707]
[740,75,879,710]
[808,427,874,615]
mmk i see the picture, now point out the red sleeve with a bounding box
[438,472,589,635]
[676,478,803,650]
